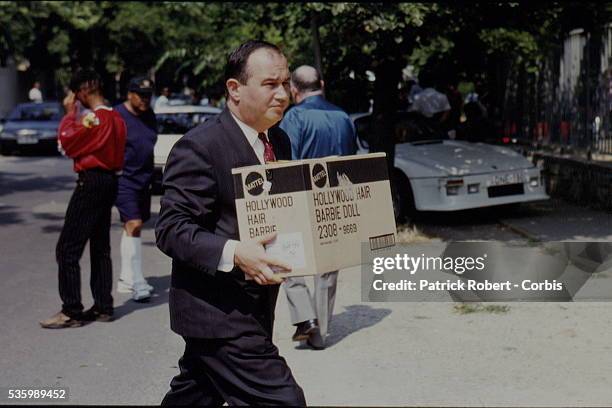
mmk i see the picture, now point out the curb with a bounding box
[497,219,542,242]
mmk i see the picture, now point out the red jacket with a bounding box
[58,106,127,172]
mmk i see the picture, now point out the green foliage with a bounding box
[0,1,604,110]
[479,28,539,70]
[0,1,38,63]
[454,303,511,314]
[409,36,455,72]
[47,1,105,29]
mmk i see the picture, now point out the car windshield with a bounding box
[157,112,216,134]
[354,111,448,146]
[394,111,449,143]
[7,103,62,121]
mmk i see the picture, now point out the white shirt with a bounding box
[217,111,269,272]
[154,95,169,110]
[29,88,42,102]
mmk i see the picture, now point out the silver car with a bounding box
[152,104,222,193]
[351,111,549,221]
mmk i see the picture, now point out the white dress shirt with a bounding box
[154,95,169,110]
[29,87,43,103]
[216,111,269,272]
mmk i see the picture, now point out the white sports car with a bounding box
[351,112,549,219]
[152,104,222,192]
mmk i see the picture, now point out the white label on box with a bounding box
[263,180,272,193]
[336,171,353,186]
[265,232,306,270]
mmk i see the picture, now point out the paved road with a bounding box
[1,154,612,406]
[411,206,528,242]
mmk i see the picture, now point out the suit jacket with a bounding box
[155,108,292,339]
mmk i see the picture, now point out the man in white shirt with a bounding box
[153,86,170,110]
[28,81,43,103]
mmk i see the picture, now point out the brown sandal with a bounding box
[40,312,84,329]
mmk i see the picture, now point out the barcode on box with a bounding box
[369,233,395,250]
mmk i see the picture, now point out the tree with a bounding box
[1,1,606,147]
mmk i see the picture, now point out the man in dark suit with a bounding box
[156,40,306,406]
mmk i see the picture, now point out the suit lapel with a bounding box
[219,109,260,166]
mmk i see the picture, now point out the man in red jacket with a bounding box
[40,69,127,329]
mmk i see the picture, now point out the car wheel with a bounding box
[391,169,415,224]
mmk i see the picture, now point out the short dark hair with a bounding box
[224,40,283,85]
[69,69,102,93]
[291,67,322,93]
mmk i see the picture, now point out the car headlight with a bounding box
[529,176,539,187]
[445,178,464,196]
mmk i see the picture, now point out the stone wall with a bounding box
[533,153,612,211]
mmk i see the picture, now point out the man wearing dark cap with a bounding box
[41,69,126,328]
[114,77,158,301]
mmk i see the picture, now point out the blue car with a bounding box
[0,102,62,155]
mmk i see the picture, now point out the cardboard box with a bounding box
[232,153,397,277]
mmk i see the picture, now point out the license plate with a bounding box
[17,134,38,145]
[491,173,524,186]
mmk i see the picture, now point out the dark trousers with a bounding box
[162,334,306,406]
[56,169,118,317]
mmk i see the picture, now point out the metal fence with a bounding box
[502,24,612,155]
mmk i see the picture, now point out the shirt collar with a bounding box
[298,93,324,106]
[230,110,268,147]
[93,105,113,111]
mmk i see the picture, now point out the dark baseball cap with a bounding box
[128,77,154,96]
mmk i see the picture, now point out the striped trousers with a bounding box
[56,169,118,317]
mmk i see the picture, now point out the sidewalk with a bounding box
[499,198,612,241]
[3,189,612,406]
[277,199,612,406]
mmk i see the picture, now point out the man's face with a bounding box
[127,92,151,114]
[74,83,94,109]
[234,49,290,131]
[74,89,87,108]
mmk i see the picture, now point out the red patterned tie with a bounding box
[258,132,276,163]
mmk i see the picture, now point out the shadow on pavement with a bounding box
[498,198,612,241]
[412,201,553,241]
[112,275,171,319]
[34,213,66,234]
[1,149,61,158]
[0,205,25,225]
[414,203,525,226]
[41,225,63,234]
[319,304,392,349]
[33,212,65,221]
[0,173,75,197]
